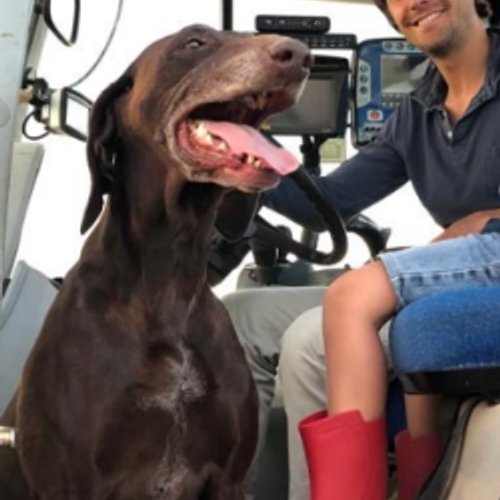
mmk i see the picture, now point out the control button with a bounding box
[360,86,369,94]
[368,109,384,121]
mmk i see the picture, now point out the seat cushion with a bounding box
[390,287,500,396]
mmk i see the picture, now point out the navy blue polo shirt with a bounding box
[266,30,500,233]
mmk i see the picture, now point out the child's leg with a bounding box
[299,261,395,500]
[405,394,440,438]
[396,395,442,500]
[323,259,397,419]
[301,233,500,499]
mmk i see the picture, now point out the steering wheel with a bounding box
[208,166,349,285]
[252,167,348,266]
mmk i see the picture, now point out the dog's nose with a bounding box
[268,38,313,70]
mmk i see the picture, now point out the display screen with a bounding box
[61,88,93,140]
[381,55,429,94]
[265,73,347,137]
[65,93,90,137]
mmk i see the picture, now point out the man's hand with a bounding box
[432,209,500,242]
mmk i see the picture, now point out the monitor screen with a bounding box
[264,61,348,137]
[64,92,90,138]
[381,55,429,94]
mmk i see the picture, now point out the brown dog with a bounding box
[0,25,311,499]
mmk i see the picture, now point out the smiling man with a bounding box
[375,0,494,130]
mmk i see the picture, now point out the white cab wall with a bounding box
[15,0,439,296]
[16,0,221,280]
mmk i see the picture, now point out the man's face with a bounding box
[386,0,479,57]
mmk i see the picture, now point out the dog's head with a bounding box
[82,24,311,233]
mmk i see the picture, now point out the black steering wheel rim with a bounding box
[253,167,348,265]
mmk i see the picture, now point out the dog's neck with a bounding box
[82,154,226,302]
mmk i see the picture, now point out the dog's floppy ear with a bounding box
[81,74,132,234]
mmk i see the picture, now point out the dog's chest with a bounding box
[133,343,208,413]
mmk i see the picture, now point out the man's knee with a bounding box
[223,289,262,322]
[222,289,289,374]
[223,289,269,342]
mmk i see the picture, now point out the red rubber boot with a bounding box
[395,430,441,500]
[299,410,387,500]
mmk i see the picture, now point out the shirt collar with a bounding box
[411,29,500,110]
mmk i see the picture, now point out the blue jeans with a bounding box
[378,232,500,310]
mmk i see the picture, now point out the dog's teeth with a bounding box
[244,92,268,111]
[194,122,207,135]
[192,122,215,145]
[254,159,263,168]
[216,141,228,152]
[247,154,255,164]
[257,92,268,110]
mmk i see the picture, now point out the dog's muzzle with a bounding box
[0,426,16,448]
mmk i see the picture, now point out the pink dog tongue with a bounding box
[201,120,299,175]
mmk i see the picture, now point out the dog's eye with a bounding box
[185,38,205,50]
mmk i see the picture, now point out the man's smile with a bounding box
[410,9,446,27]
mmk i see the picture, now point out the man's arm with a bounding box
[265,138,408,232]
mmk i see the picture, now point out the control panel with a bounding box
[284,32,357,50]
[256,15,330,34]
[353,38,428,147]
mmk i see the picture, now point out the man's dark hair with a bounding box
[374,0,493,30]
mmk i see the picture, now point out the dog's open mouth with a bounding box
[176,89,300,185]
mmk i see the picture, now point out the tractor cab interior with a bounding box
[2,0,500,498]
